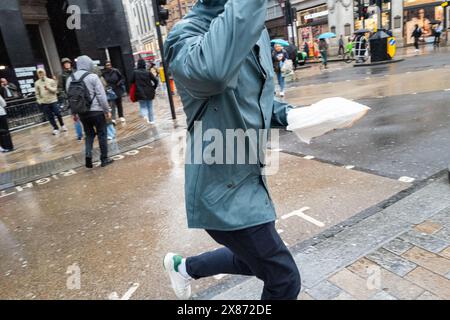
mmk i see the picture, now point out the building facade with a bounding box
[122,0,159,59]
[0,0,134,94]
[267,0,450,50]
[165,0,196,31]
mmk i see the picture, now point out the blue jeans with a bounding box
[74,120,83,140]
[186,222,301,300]
[139,100,155,122]
[107,123,116,140]
[276,72,285,92]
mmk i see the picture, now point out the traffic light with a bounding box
[155,0,169,26]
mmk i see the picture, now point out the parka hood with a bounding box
[76,55,94,72]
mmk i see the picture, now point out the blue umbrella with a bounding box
[271,39,290,47]
[318,32,336,39]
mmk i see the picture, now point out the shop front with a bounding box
[297,4,329,56]
[403,0,445,45]
[355,2,392,31]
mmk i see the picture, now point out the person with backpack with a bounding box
[66,55,113,169]
[35,69,67,136]
[412,24,423,52]
[102,61,126,123]
[131,59,159,124]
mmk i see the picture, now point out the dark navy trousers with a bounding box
[186,222,301,300]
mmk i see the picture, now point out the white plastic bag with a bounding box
[281,59,294,76]
[287,97,370,144]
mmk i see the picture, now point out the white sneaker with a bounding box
[149,121,156,125]
[61,126,68,132]
[280,91,285,97]
[143,116,149,123]
[53,130,60,135]
[120,117,126,123]
[163,253,192,300]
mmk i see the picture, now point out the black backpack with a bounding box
[67,72,96,115]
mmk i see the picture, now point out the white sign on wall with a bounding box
[305,10,329,20]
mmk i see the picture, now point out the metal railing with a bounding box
[5,97,71,131]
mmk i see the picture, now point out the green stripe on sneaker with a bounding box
[173,255,183,273]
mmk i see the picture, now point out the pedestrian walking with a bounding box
[35,69,67,135]
[58,58,83,141]
[131,59,159,124]
[163,0,301,301]
[303,41,310,59]
[272,43,289,97]
[354,34,367,63]
[102,61,126,123]
[412,24,422,52]
[66,55,113,169]
[338,35,345,56]
[319,39,328,69]
[0,95,14,152]
[433,23,443,47]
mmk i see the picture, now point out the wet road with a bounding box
[0,140,407,299]
[1,48,449,300]
[281,49,450,181]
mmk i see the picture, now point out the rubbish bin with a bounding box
[369,30,391,62]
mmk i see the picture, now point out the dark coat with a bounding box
[131,63,159,101]
[102,68,124,95]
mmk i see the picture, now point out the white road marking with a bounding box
[277,229,285,234]
[271,149,283,153]
[108,283,140,300]
[445,89,450,91]
[412,92,417,95]
[344,165,355,170]
[282,207,325,228]
[303,155,315,160]
[399,176,415,183]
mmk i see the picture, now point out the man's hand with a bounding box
[73,115,79,122]
[105,112,112,120]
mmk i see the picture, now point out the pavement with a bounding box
[1,47,450,300]
[206,176,450,300]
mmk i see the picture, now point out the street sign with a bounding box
[387,37,397,58]
[442,1,448,7]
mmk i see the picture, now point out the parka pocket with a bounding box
[201,167,254,206]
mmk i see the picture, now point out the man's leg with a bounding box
[116,96,124,119]
[51,103,65,127]
[42,104,58,130]
[80,115,95,164]
[186,222,301,300]
[93,113,108,163]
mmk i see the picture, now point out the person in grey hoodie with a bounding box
[66,55,113,168]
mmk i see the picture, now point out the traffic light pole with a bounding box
[155,24,177,120]
[152,1,177,120]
